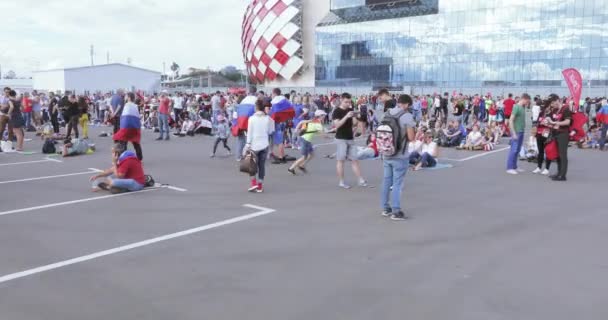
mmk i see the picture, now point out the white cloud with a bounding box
[0,0,249,77]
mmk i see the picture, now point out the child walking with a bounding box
[210,114,232,158]
[288,110,326,175]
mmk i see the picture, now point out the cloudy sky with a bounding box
[0,0,248,77]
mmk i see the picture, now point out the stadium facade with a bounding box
[243,0,608,95]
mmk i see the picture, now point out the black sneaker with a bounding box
[98,182,110,191]
[381,209,392,217]
[287,168,296,175]
[390,212,408,221]
[551,175,567,182]
[272,159,284,165]
[155,137,163,141]
[298,166,308,174]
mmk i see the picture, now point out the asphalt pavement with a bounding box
[0,125,607,320]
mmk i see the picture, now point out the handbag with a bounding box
[239,149,258,175]
[545,138,559,161]
[1,140,14,152]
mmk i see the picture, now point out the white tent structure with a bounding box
[33,63,161,94]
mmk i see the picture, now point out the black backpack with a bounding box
[42,139,56,154]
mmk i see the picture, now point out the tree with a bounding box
[170,62,180,78]
[4,70,16,79]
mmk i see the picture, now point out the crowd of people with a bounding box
[1,84,607,217]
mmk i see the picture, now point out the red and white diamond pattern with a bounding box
[242,0,304,84]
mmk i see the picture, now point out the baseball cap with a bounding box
[314,110,327,117]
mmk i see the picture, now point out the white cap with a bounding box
[314,110,327,118]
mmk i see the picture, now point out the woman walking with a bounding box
[244,99,275,193]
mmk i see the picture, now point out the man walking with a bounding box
[379,94,416,221]
[333,92,367,189]
[506,93,530,175]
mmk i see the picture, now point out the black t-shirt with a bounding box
[551,107,572,133]
[48,97,58,113]
[333,107,354,140]
[383,99,396,112]
[67,101,80,117]
[440,97,448,109]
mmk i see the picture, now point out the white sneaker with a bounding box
[541,169,550,175]
[532,168,542,174]
[506,169,518,175]
[516,168,525,173]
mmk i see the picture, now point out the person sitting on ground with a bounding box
[61,138,93,157]
[409,132,438,170]
[458,124,484,150]
[89,142,145,193]
[440,120,463,147]
[580,124,600,149]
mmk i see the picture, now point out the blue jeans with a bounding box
[92,175,144,192]
[410,151,437,167]
[600,123,608,150]
[252,148,268,182]
[235,134,247,160]
[381,158,408,212]
[158,114,169,139]
[23,112,32,128]
[507,132,524,170]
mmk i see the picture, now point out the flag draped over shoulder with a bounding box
[270,96,295,124]
[231,96,257,136]
[113,102,141,143]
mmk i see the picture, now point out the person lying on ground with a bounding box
[61,138,93,157]
[89,142,145,193]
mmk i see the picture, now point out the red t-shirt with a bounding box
[488,106,497,116]
[22,97,32,113]
[503,98,515,117]
[117,157,145,185]
[158,97,171,115]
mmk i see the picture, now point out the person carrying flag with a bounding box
[269,88,295,164]
[113,92,143,161]
[232,94,257,161]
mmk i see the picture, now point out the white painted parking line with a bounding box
[0,204,276,284]
[0,170,99,185]
[166,186,188,192]
[0,158,62,167]
[457,147,510,161]
[0,188,160,217]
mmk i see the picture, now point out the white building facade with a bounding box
[33,63,161,94]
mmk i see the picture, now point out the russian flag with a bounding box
[270,96,295,124]
[232,96,257,134]
[113,102,141,143]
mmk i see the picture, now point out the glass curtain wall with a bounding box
[316,0,608,88]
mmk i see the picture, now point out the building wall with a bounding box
[315,0,608,92]
[265,0,330,87]
[63,65,160,94]
[0,79,34,93]
[33,70,65,93]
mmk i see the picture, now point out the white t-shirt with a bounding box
[468,131,482,144]
[211,95,221,111]
[421,141,437,155]
[408,140,423,154]
[173,96,183,109]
